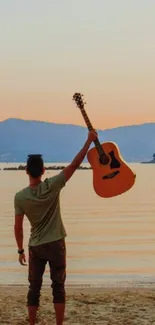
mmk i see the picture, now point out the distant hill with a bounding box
[0,118,155,162]
[141,153,155,164]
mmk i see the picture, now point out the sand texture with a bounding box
[0,286,155,324]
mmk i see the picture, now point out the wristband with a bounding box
[18,249,24,255]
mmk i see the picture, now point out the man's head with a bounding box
[26,154,45,179]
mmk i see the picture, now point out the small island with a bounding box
[2,165,92,171]
[141,153,155,164]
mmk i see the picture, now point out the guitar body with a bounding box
[87,141,136,198]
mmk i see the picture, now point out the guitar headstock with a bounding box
[73,93,85,110]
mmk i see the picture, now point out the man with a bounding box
[14,129,97,325]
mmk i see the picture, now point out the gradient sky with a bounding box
[0,0,155,129]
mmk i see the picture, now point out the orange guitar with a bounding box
[73,93,136,198]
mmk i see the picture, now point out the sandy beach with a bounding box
[0,286,155,325]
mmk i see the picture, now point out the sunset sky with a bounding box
[1,0,155,129]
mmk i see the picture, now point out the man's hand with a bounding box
[87,130,98,143]
[19,253,27,266]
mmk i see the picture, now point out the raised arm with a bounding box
[63,129,97,182]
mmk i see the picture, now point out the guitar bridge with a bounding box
[102,171,120,180]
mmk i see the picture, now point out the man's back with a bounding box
[14,171,67,246]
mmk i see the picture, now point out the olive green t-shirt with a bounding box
[14,171,67,246]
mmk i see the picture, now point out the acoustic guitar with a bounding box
[73,92,136,198]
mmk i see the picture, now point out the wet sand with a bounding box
[0,286,155,324]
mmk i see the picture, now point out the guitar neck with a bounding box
[80,107,105,156]
[80,107,93,131]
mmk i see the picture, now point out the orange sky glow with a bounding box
[1,1,155,130]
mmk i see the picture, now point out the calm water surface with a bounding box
[0,163,155,287]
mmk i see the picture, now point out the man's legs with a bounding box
[27,246,47,325]
[49,239,66,325]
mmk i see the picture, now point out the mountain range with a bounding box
[0,118,154,163]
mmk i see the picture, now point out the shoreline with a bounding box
[1,283,155,293]
[1,279,155,288]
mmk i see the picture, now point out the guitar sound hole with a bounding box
[99,155,110,165]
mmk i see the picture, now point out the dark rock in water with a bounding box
[3,165,92,171]
[141,153,155,164]
[3,167,18,170]
[18,165,26,170]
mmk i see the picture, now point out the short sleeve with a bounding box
[48,171,66,191]
[14,194,24,215]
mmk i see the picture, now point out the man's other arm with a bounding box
[14,194,24,251]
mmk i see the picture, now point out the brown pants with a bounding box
[27,239,66,307]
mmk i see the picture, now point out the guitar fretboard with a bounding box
[80,107,105,156]
[80,107,93,131]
